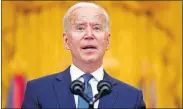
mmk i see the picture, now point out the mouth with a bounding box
[81,45,97,50]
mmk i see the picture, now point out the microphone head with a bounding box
[70,80,84,95]
[97,80,112,97]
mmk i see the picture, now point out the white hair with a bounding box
[63,2,110,32]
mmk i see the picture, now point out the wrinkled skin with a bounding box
[63,6,110,73]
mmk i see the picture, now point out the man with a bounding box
[22,2,146,109]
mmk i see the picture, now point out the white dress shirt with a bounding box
[70,64,104,108]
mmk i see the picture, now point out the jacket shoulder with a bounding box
[110,76,146,108]
[112,77,142,93]
[27,72,61,89]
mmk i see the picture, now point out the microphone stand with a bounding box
[87,93,100,109]
[70,80,111,109]
[88,91,107,109]
[89,101,94,109]
[87,90,107,109]
[78,93,94,109]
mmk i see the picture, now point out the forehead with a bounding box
[68,7,106,23]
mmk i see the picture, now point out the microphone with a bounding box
[70,80,90,103]
[94,80,112,102]
[70,80,112,109]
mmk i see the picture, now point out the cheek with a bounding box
[93,32,105,37]
[71,31,85,37]
[97,36,109,49]
[69,33,82,49]
[95,33,108,43]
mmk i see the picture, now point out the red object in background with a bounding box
[7,74,26,108]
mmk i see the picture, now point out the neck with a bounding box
[72,60,103,73]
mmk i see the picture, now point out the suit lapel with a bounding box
[52,67,119,108]
[52,66,76,108]
[98,71,119,108]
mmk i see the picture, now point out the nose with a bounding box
[84,26,94,40]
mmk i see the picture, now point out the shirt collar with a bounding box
[70,64,104,82]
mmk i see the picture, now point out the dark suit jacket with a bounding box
[21,66,146,108]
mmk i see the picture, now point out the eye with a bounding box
[76,25,85,31]
[93,25,101,31]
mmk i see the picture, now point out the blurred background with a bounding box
[2,1,182,108]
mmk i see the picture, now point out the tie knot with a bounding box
[83,74,93,83]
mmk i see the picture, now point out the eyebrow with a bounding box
[74,22,86,26]
[90,23,102,27]
[73,21,103,27]
[92,23,101,25]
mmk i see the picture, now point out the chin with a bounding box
[82,57,98,64]
[83,59,96,64]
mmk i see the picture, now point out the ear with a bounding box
[63,33,70,50]
[106,33,110,50]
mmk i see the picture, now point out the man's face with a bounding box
[63,7,110,64]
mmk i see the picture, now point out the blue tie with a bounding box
[78,74,93,108]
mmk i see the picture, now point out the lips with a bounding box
[81,45,97,50]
